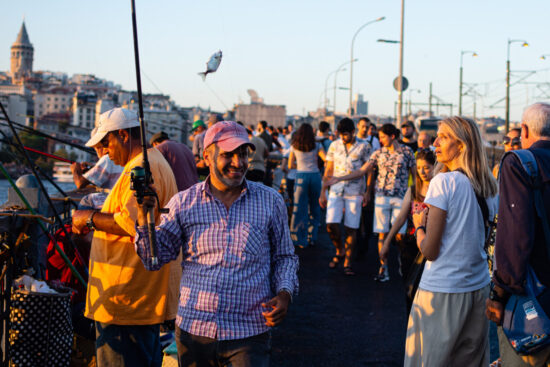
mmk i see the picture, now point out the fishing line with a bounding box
[203,81,230,110]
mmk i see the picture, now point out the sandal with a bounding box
[328,256,343,269]
[343,266,356,276]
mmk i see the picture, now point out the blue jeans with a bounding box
[95,322,162,367]
[175,328,271,367]
[290,171,321,247]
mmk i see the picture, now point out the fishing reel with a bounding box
[130,166,168,213]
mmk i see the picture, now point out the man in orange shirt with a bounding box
[72,108,179,367]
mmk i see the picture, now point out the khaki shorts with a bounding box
[404,286,490,367]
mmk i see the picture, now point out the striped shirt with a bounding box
[135,179,299,340]
[82,154,122,189]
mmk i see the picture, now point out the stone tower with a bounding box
[10,22,34,83]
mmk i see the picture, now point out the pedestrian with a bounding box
[134,120,299,367]
[327,124,416,282]
[492,127,521,178]
[320,118,372,275]
[379,149,436,312]
[71,108,180,367]
[400,121,418,152]
[71,127,123,210]
[246,128,269,182]
[405,116,498,366]
[486,102,550,366]
[191,119,209,177]
[417,131,434,151]
[366,122,381,151]
[150,131,198,192]
[288,123,326,248]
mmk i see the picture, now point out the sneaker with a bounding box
[374,266,390,282]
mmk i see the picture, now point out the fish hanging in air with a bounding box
[198,50,223,81]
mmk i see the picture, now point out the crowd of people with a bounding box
[66,102,550,366]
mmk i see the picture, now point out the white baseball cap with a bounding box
[85,108,140,147]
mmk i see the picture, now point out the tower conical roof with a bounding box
[14,22,32,47]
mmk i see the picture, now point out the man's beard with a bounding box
[213,164,247,188]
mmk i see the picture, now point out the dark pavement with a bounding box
[271,228,408,366]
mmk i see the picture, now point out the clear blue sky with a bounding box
[2,0,549,122]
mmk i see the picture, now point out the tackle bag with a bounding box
[9,286,73,366]
[501,149,550,355]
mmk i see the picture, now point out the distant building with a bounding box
[33,87,73,118]
[10,22,34,83]
[352,94,368,116]
[72,92,98,129]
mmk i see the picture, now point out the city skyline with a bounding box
[2,0,550,121]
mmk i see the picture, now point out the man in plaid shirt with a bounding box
[135,121,299,367]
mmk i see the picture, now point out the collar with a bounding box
[200,176,255,197]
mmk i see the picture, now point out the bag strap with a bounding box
[455,168,491,241]
[507,150,550,261]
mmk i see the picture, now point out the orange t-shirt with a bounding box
[85,148,180,325]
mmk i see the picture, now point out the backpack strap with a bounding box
[507,149,550,261]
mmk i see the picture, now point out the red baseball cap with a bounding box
[204,121,255,152]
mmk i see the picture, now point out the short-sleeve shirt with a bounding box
[155,140,199,192]
[291,143,322,173]
[420,171,497,293]
[192,131,206,158]
[248,136,268,172]
[82,155,122,189]
[327,139,372,196]
[368,144,415,198]
[84,148,180,325]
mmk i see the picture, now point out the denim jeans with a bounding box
[290,171,322,247]
[175,328,271,367]
[95,322,162,367]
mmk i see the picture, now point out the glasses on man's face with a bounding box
[503,136,521,146]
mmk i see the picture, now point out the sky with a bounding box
[2,0,550,122]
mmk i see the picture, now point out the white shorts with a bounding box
[373,195,407,234]
[326,194,363,229]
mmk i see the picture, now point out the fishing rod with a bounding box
[0,103,89,278]
[0,134,78,209]
[0,162,86,287]
[0,117,95,155]
[23,146,76,164]
[130,0,166,267]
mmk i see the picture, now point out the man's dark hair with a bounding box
[359,117,371,124]
[268,125,274,131]
[319,121,330,133]
[126,126,142,140]
[337,118,355,134]
[236,121,244,126]
[149,131,169,145]
[259,121,268,129]
[380,123,400,139]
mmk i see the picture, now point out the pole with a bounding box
[397,0,405,127]
[459,65,463,115]
[505,58,510,133]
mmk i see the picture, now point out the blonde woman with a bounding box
[405,117,498,366]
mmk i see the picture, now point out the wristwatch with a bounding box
[489,282,508,304]
[414,226,426,239]
[86,211,97,231]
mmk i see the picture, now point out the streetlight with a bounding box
[459,50,478,115]
[506,39,528,133]
[349,16,385,116]
[324,60,356,112]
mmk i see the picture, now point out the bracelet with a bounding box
[86,211,97,231]
[489,283,509,304]
[415,226,426,234]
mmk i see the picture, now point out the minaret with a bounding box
[10,22,34,83]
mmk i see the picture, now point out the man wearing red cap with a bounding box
[134,120,299,366]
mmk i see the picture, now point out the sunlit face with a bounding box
[101,130,129,166]
[340,131,355,144]
[503,129,521,152]
[204,144,249,189]
[416,159,434,183]
[433,124,462,167]
[357,120,368,137]
[402,125,414,139]
[378,131,394,148]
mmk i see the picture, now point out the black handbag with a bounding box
[404,251,426,301]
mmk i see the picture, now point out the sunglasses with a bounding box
[503,136,521,146]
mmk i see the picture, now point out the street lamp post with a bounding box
[407,89,421,116]
[397,0,405,127]
[506,39,528,133]
[459,50,478,116]
[324,59,357,114]
[349,16,385,116]
[333,63,355,113]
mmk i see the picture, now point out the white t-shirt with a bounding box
[419,171,497,293]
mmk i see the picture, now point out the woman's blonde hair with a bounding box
[438,116,498,198]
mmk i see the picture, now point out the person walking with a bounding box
[405,116,498,366]
[379,149,436,312]
[288,123,326,248]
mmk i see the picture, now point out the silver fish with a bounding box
[198,50,222,81]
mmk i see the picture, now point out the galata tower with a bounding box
[10,22,34,83]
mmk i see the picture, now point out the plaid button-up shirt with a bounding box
[135,179,299,340]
